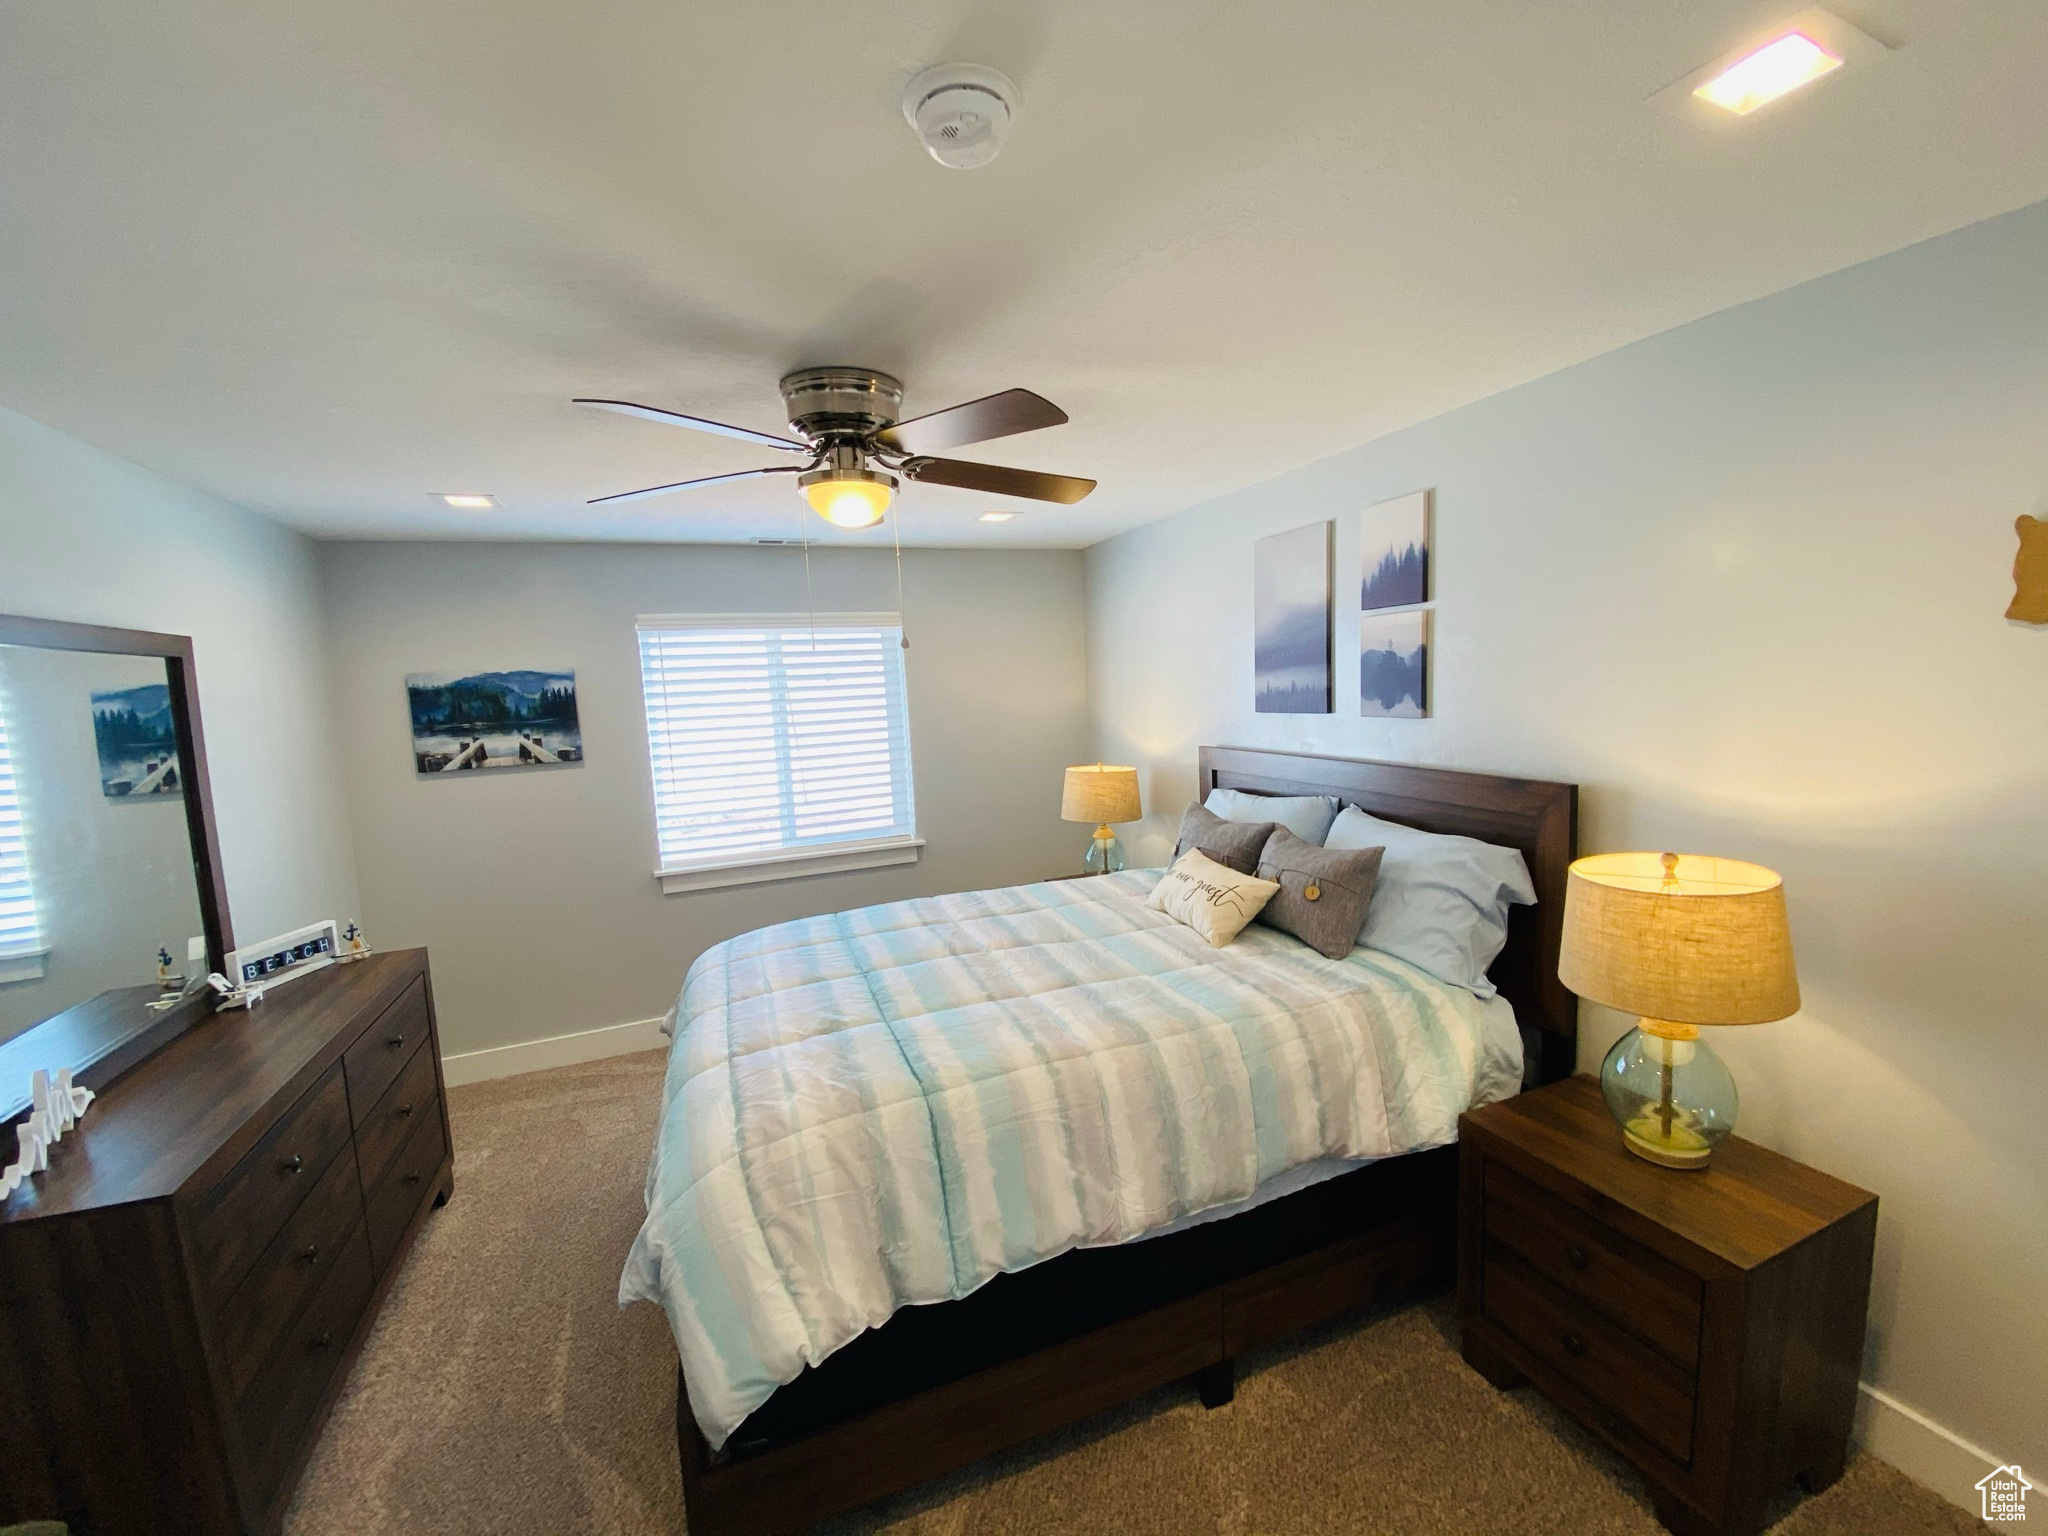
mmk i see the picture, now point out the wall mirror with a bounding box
[0,614,231,1121]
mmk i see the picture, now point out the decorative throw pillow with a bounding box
[1173,801,1277,875]
[1147,849,1281,947]
[1204,788,1340,845]
[1323,806,1536,995]
[1255,829,1386,960]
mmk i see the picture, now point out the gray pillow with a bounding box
[1173,802,1276,876]
[1255,828,1385,959]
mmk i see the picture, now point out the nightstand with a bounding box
[1458,1076,1877,1536]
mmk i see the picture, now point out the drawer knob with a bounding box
[402,1171,424,1186]
[386,1033,406,1049]
[310,1331,333,1352]
[1565,1245,1591,1271]
[299,1243,320,1266]
[280,1154,304,1176]
[396,1102,415,1119]
[1560,1330,1589,1359]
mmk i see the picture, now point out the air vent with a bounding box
[753,537,808,547]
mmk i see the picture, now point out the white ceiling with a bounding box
[3,1,2046,549]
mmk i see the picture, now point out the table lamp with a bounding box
[1559,851,1799,1170]
[1060,764,1141,874]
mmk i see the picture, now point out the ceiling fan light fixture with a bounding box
[802,470,895,529]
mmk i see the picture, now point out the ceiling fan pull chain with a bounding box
[799,508,817,652]
[892,503,909,653]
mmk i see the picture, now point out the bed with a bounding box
[629,747,1577,1536]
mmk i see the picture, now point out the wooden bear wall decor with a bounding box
[2011,514,2048,624]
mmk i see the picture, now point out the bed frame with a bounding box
[673,747,1578,1536]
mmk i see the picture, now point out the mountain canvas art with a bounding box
[1360,490,1430,611]
[1360,611,1428,719]
[407,669,583,773]
[1254,521,1332,714]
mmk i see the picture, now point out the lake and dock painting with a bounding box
[407,669,583,774]
[91,683,182,797]
[1254,521,1332,714]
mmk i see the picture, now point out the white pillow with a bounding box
[1147,849,1281,948]
[1323,806,1536,995]
[1204,788,1340,845]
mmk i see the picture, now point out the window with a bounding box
[0,691,45,981]
[636,614,918,893]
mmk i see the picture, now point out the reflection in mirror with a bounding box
[0,643,208,1046]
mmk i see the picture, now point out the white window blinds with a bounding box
[0,695,41,960]
[636,615,917,876]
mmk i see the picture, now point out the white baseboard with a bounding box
[1856,1380,2007,1517]
[439,1015,669,1087]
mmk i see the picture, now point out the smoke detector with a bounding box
[901,63,1018,169]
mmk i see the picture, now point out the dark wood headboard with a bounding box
[1198,746,1579,1083]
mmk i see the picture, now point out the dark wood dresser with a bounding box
[0,949,453,1536]
[1458,1075,1877,1536]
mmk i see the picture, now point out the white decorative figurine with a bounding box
[2,1066,94,1199]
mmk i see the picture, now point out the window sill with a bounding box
[657,837,924,895]
[0,947,51,985]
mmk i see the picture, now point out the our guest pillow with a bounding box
[1148,849,1281,948]
[1323,806,1536,996]
[1203,788,1340,845]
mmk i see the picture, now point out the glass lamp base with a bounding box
[1083,826,1127,875]
[1599,1022,1738,1171]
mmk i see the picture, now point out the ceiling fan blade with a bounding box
[588,465,801,505]
[574,398,809,453]
[901,457,1096,504]
[874,388,1068,456]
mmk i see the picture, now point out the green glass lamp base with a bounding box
[1082,826,1127,875]
[1600,1021,1738,1173]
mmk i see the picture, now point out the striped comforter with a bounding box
[619,870,1515,1448]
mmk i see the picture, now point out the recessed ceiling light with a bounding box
[978,511,1016,523]
[1649,8,1886,127]
[1692,32,1842,115]
[432,493,496,509]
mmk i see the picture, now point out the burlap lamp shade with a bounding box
[1559,852,1800,1026]
[1060,765,1141,826]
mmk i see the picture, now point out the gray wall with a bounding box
[319,541,1091,1056]
[1083,200,2048,1486]
[0,406,362,1043]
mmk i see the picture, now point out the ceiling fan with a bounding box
[575,368,1095,529]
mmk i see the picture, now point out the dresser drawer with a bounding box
[241,1218,375,1505]
[366,1103,447,1272]
[355,1041,438,1190]
[344,977,429,1123]
[214,1138,365,1399]
[1484,1160,1702,1369]
[1483,1250,1696,1465]
[192,1061,353,1301]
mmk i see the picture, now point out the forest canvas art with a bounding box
[1360,611,1428,719]
[1360,490,1430,611]
[1254,521,1332,713]
[407,669,583,773]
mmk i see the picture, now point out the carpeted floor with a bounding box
[284,1051,1981,1536]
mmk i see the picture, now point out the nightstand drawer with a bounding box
[1483,1250,1695,1466]
[1484,1161,1702,1369]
